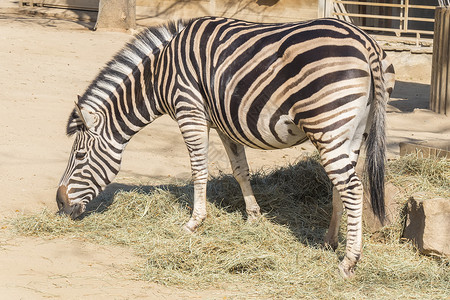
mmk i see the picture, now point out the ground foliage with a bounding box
[13,154,450,299]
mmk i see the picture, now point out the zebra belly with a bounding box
[252,114,308,149]
[214,114,308,150]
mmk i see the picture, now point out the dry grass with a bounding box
[12,154,450,299]
[388,154,450,198]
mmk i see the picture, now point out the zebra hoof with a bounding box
[246,211,262,224]
[182,224,195,234]
[338,261,355,279]
[246,205,261,222]
[182,218,201,233]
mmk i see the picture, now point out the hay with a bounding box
[388,154,450,198]
[12,154,450,298]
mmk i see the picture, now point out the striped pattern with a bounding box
[58,17,395,278]
[60,21,187,211]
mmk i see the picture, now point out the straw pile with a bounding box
[13,154,450,298]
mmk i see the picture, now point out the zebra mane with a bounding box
[66,19,191,136]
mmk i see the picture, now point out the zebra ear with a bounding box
[74,102,98,130]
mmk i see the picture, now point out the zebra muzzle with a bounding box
[56,185,84,219]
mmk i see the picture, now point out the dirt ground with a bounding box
[0,10,449,299]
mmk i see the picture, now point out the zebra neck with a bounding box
[78,21,190,143]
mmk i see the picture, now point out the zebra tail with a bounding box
[365,59,388,224]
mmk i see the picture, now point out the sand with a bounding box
[0,11,448,299]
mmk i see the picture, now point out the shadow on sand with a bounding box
[83,157,334,247]
[389,80,430,112]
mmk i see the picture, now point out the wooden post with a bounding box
[430,7,450,115]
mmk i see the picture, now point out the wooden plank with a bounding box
[399,142,450,160]
[444,9,450,115]
[430,9,439,112]
[438,8,449,115]
[432,8,443,112]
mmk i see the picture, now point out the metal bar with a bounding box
[405,0,409,32]
[359,26,402,33]
[408,17,435,23]
[335,0,436,10]
[334,1,406,8]
[333,12,436,22]
[333,12,405,21]
[359,26,433,35]
[409,29,434,35]
[409,4,439,10]
[400,0,404,31]
[330,0,437,39]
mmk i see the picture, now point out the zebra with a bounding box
[56,17,395,278]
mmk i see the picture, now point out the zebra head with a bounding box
[56,102,123,219]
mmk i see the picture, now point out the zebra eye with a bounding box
[75,151,87,160]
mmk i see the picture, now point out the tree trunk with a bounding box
[94,0,136,31]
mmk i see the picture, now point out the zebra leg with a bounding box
[338,180,363,279]
[327,166,363,279]
[317,140,364,279]
[323,187,343,250]
[217,131,261,221]
[333,126,370,277]
[179,120,210,233]
[324,151,365,251]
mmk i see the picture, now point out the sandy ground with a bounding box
[0,10,449,299]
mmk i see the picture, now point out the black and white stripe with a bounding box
[58,17,395,278]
